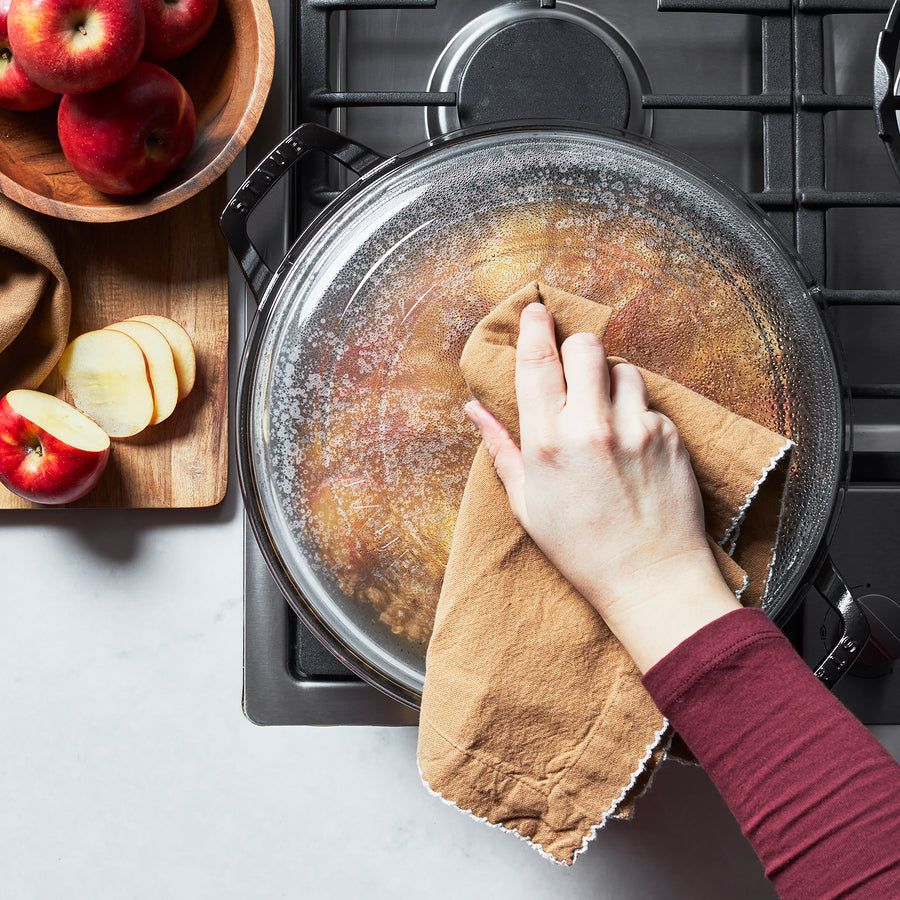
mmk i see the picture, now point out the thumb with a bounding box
[464,400,528,525]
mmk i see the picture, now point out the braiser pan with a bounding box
[222,121,868,707]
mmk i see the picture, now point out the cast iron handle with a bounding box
[875,1,900,180]
[220,123,387,301]
[812,555,870,689]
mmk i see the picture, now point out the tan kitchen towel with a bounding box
[417,282,794,865]
[0,195,71,395]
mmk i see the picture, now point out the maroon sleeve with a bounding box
[642,607,900,900]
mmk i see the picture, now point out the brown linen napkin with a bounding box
[0,195,71,395]
[417,282,793,865]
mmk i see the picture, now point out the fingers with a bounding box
[609,362,650,418]
[515,304,567,439]
[649,409,683,449]
[608,363,685,456]
[559,332,612,420]
[464,400,528,523]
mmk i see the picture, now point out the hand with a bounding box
[465,302,740,673]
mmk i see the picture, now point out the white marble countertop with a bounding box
[6,488,899,899]
[4,267,898,900]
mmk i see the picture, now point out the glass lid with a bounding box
[243,126,844,699]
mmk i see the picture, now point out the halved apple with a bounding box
[126,315,196,402]
[0,390,110,504]
[58,329,154,438]
[105,320,179,425]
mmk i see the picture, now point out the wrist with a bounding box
[588,551,742,674]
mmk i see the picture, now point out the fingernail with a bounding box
[464,400,482,429]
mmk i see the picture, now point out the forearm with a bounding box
[643,607,900,900]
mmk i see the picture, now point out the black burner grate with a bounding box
[294,0,900,479]
[240,0,900,722]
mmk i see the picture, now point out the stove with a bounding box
[240,0,900,726]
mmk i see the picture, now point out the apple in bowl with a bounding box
[57,61,196,195]
[0,0,59,110]
[0,389,109,504]
[140,0,217,63]
[7,0,145,95]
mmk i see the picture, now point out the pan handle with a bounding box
[220,123,387,302]
[811,554,870,689]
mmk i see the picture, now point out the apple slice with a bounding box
[126,315,196,402]
[105,320,179,425]
[58,330,154,438]
[0,390,110,504]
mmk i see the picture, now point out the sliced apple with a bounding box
[126,315,196,402]
[58,330,154,438]
[105,320,179,425]
[0,390,110,504]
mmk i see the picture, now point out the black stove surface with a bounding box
[242,0,900,726]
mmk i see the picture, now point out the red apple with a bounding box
[7,0,145,95]
[57,61,195,195]
[0,0,58,109]
[0,389,110,504]
[139,0,217,63]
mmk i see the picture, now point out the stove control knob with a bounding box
[855,593,900,668]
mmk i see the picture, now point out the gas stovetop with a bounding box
[240,0,900,726]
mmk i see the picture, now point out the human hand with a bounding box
[465,302,739,672]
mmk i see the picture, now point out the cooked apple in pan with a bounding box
[306,470,456,644]
[302,349,475,644]
[464,202,663,308]
[294,280,490,643]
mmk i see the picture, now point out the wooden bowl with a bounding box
[0,0,274,222]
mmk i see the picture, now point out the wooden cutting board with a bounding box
[0,178,229,509]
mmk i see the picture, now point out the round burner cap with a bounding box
[458,19,631,130]
[426,2,651,140]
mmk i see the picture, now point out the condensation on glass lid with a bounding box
[246,129,843,692]
[275,223,795,647]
